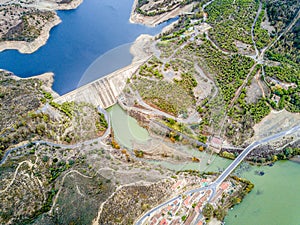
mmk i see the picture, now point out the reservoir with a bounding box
[1,0,299,222]
[0,0,172,95]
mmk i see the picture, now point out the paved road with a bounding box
[214,124,300,186]
[135,125,300,225]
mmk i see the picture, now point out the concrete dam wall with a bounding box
[54,60,143,109]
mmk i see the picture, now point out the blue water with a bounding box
[0,0,173,94]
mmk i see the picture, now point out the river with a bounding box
[109,104,300,225]
[2,0,299,222]
[108,104,150,149]
[0,0,174,95]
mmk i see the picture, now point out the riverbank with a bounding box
[130,34,154,62]
[55,0,83,10]
[2,69,59,98]
[129,0,195,27]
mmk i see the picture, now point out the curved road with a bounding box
[135,124,300,225]
[0,106,111,166]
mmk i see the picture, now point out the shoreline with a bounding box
[130,34,154,62]
[53,34,154,107]
[129,0,195,27]
[0,14,61,54]
[0,0,83,54]
[8,71,60,98]
[55,0,83,10]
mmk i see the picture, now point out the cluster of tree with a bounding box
[2,11,54,42]
[50,101,75,119]
[174,72,198,94]
[96,112,108,132]
[265,1,300,63]
[220,150,236,159]
[250,146,300,164]
[160,16,192,41]
[139,57,164,79]
[265,64,300,84]
[192,39,255,103]
[206,0,257,52]
[136,0,197,17]
[265,64,300,112]
[132,78,193,116]
[253,3,271,49]
[266,0,300,31]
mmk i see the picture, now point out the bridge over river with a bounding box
[135,124,300,225]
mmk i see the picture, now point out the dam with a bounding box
[54,59,145,109]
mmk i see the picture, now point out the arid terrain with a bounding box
[0,0,82,53]
[0,0,300,224]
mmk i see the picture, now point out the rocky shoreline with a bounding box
[0,14,61,54]
[129,0,195,27]
[0,0,83,54]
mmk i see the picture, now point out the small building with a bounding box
[220,182,229,190]
[184,196,191,206]
[160,218,168,225]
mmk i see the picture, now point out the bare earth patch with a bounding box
[252,109,300,140]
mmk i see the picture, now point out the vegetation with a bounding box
[96,112,108,132]
[253,3,271,49]
[0,143,114,225]
[2,11,55,42]
[202,203,214,218]
[132,78,193,116]
[139,56,164,79]
[220,151,236,160]
[187,38,255,103]
[206,0,258,52]
[135,0,200,17]
[266,0,300,31]
[226,92,270,144]
[0,72,108,161]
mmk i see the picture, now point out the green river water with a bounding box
[108,104,149,148]
[109,104,300,225]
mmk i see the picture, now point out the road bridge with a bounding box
[135,125,300,225]
[213,124,300,186]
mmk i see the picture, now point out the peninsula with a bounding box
[0,0,82,53]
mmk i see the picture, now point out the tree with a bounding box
[214,206,227,221]
[202,203,214,218]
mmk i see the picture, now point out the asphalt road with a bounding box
[214,124,300,186]
[135,124,300,225]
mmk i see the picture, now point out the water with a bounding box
[224,161,300,225]
[108,104,149,148]
[151,146,232,172]
[108,106,300,225]
[0,0,174,94]
[78,43,133,86]
[153,148,300,225]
